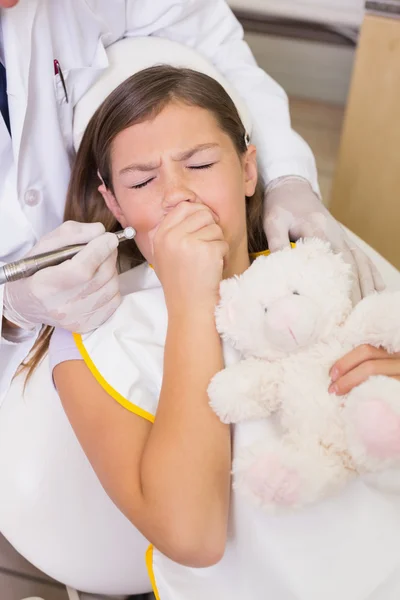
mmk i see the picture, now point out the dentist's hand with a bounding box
[263,177,385,305]
[3,221,121,334]
[152,202,228,315]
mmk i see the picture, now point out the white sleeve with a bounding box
[124,0,319,193]
[0,282,37,407]
[73,265,165,423]
[75,285,166,424]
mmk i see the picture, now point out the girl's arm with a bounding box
[54,305,230,569]
[54,203,232,569]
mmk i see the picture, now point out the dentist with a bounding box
[0,0,380,406]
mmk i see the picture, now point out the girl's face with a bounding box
[99,101,258,268]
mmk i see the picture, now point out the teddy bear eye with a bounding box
[264,307,268,313]
[292,291,300,295]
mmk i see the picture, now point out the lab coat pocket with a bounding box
[53,69,74,156]
[53,37,109,155]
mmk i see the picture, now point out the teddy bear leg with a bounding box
[344,376,400,472]
[233,438,347,512]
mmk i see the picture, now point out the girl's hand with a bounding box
[329,345,400,396]
[152,202,228,315]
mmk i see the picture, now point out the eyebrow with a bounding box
[118,143,220,176]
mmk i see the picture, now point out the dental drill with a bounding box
[0,227,136,285]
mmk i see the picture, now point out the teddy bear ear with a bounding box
[215,276,241,335]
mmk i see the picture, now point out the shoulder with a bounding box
[75,264,166,421]
[49,328,82,375]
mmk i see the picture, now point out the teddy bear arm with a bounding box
[342,291,400,353]
[208,357,282,424]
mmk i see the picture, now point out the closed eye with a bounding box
[188,163,214,170]
[131,177,155,189]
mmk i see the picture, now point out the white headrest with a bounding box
[73,36,252,151]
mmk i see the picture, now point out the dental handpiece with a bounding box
[0,227,136,286]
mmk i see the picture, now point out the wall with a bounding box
[227,0,364,27]
[243,32,355,104]
[227,0,362,105]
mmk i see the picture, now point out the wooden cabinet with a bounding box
[330,12,400,268]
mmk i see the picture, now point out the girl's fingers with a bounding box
[212,240,230,259]
[152,203,213,252]
[177,207,218,235]
[330,345,391,382]
[329,358,400,396]
[196,223,225,242]
[159,202,217,235]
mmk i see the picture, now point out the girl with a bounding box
[21,66,400,599]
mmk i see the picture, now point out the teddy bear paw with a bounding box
[344,376,400,469]
[208,371,258,424]
[236,453,301,509]
[353,398,400,460]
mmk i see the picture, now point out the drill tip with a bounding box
[124,226,136,240]
[115,227,136,242]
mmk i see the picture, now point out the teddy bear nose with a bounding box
[266,298,301,331]
[264,296,317,349]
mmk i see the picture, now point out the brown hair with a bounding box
[21,65,266,381]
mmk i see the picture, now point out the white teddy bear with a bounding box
[208,238,400,512]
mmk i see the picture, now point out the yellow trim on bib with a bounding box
[250,243,296,260]
[73,333,155,424]
[146,544,161,600]
[250,249,270,259]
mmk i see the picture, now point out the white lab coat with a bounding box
[0,0,319,405]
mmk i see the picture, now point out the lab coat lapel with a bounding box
[0,102,12,177]
[2,0,38,166]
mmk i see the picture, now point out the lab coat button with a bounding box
[24,189,41,206]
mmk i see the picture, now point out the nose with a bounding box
[265,295,317,349]
[162,176,197,212]
[267,301,301,332]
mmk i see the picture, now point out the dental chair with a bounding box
[0,37,398,600]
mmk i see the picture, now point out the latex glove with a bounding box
[263,177,385,304]
[3,221,121,334]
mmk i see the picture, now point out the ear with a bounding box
[243,144,258,197]
[215,276,241,335]
[97,173,128,228]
